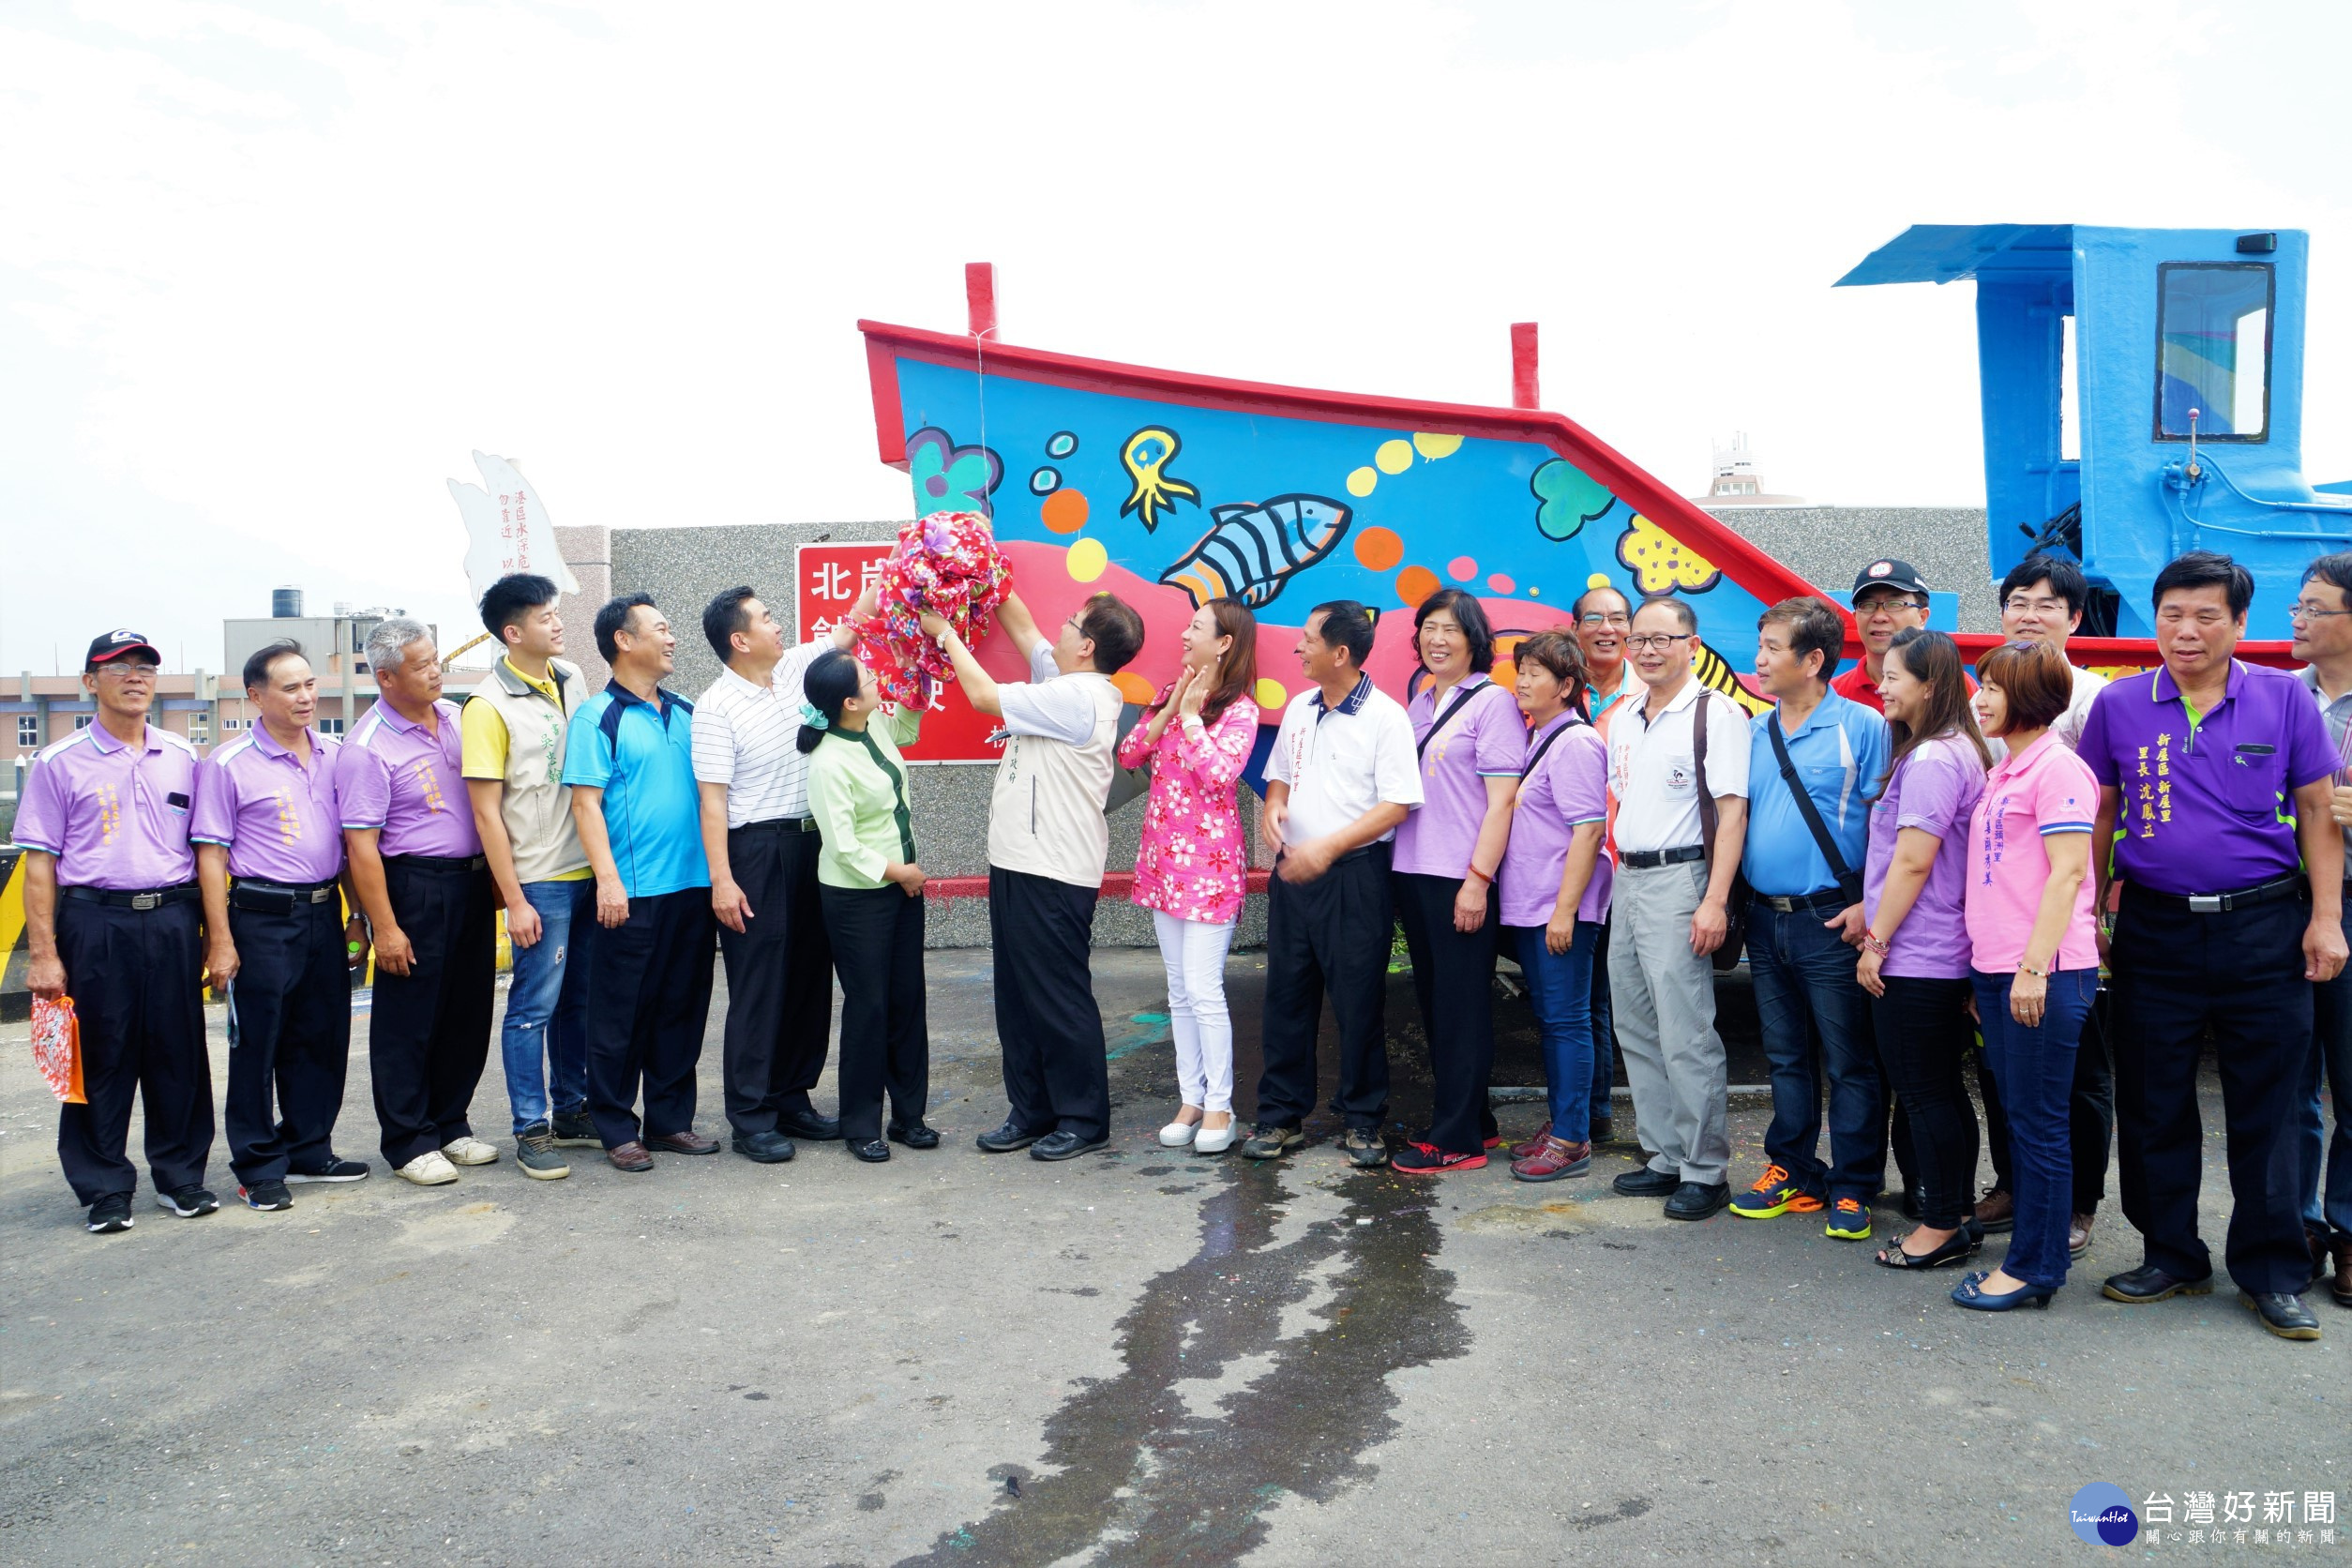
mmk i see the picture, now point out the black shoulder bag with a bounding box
[1692,691,1751,972]
[1766,713,1865,908]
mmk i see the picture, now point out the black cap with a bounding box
[1851,559,1930,598]
[84,629,161,667]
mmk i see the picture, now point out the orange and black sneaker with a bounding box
[1824,1197,1874,1241]
[1728,1164,1824,1219]
[1393,1141,1487,1175]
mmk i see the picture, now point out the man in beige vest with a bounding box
[461,573,596,1180]
[927,589,1145,1161]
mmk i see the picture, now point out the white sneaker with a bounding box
[397,1151,460,1185]
[1158,1120,1199,1148]
[1193,1119,1237,1154]
[440,1136,501,1167]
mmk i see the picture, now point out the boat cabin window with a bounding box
[2156,263,2271,441]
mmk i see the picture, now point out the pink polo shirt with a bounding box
[1394,676,1527,879]
[1964,731,2100,974]
[191,724,345,883]
[15,721,200,890]
[336,699,480,860]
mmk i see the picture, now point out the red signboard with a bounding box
[793,543,1003,763]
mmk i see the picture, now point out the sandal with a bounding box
[1874,1228,1977,1271]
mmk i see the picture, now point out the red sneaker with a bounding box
[1393,1141,1487,1175]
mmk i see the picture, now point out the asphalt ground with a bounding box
[0,947,2343,1567]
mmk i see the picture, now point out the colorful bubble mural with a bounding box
[863,324,1811,718]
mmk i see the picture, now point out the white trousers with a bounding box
[1152,910,1238,1113]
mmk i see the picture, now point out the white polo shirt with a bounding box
[2054,662,2109,751]
[1267,673,1424,844]
[692,638,833,827]
[1608,674,1750,855]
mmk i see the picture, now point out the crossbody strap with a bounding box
[1768,713,1863,905]
[1520,714,1583,778]
[1417,681,1485,759]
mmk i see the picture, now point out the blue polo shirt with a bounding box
[561,682,709,899]
[1741,688,1889,898]
[2075,658,2336,897]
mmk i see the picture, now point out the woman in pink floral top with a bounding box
[1118,598,1261,1153]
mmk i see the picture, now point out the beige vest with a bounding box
[468,657,589,882]
[987,672,1122,887]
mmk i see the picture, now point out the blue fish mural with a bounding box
[1158,493,1352,610]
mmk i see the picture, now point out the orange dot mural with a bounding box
[1354,526,1404,571]
[1395,565,1440,605]
[1111,671,1157,705]
[1041,488,1090,534]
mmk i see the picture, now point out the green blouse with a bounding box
[806,706,922,889]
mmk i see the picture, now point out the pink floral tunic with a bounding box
[1118,690,1261,925]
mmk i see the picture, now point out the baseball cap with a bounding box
[1851,559,1930,599]
[84,629,161,667]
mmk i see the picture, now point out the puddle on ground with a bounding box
[897,1164,1468,1566]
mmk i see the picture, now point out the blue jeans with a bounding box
[1973,967,2096,1289]
[502,879,594,1135]
[1746,899,1884,1200]
[1590,918,1617,1128]
[2303,964,2352,1242]
[1512,920,1601,1142]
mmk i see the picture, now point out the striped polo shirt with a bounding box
[692,639,835,828]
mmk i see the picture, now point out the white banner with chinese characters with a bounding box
[447,451,581,604]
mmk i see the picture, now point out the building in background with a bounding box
[1691,432,1807,507]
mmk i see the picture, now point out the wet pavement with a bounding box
[0,947,2341,1566]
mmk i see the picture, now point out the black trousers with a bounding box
[369,861,496,1168]
[718,822,834,1134]
[988,867,1108,1141]
[1256,845,1393,1132]
[1978,981,2115,1213]
[821,882,928,1141]
[54,896,212,1205]
[2110,890,2314,1293]
[1873,975,1979,1230]
[1392,869,1500,1154]
[226,896,352,1184]
[586,887,718,1148]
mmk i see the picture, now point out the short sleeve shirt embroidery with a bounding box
[15,723,199,890]
[192,726,344,883]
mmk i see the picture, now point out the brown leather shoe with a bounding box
[1972,1187,2015,1234]
[607,1141,654,1173]
[2069,1213,2094,1258]
[2331,1237,2351,1310]
[645,1130,719,1155]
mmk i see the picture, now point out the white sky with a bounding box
[5,0,2348,673]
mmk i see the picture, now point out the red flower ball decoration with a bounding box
[848,510,1014,708]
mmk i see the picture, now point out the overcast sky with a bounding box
[6,0,2347,673]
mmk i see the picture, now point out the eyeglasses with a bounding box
[2289,603,2352,623]
[1854,595,1926,616]
[1576,612,1631,629]
[1623,633,1691,651]
[2003,596,2072,616]
[95,662,159,680]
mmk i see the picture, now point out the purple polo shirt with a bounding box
[1394,677,1527,878]
[1862,732,1986,979]
[336,699,481,860]
[191,724,345,883]
[1498,713,1612,927]
[2076,660,2336,897]
[15,722,200,890]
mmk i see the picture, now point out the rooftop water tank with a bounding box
[272,587,303,619]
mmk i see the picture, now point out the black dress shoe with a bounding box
[734,1130,796,1164]
[888,1123,941,1150]
[1612,1166,1681,1198]
[976,1120,1042,1153]
[776,1109,842,1142]
[2240,1289,2321,1340]
[2102,1263,2215,1304]
[1664,1181,1731,1221]
[1031,1130,1108,1162]
[847,1137,891,1164]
